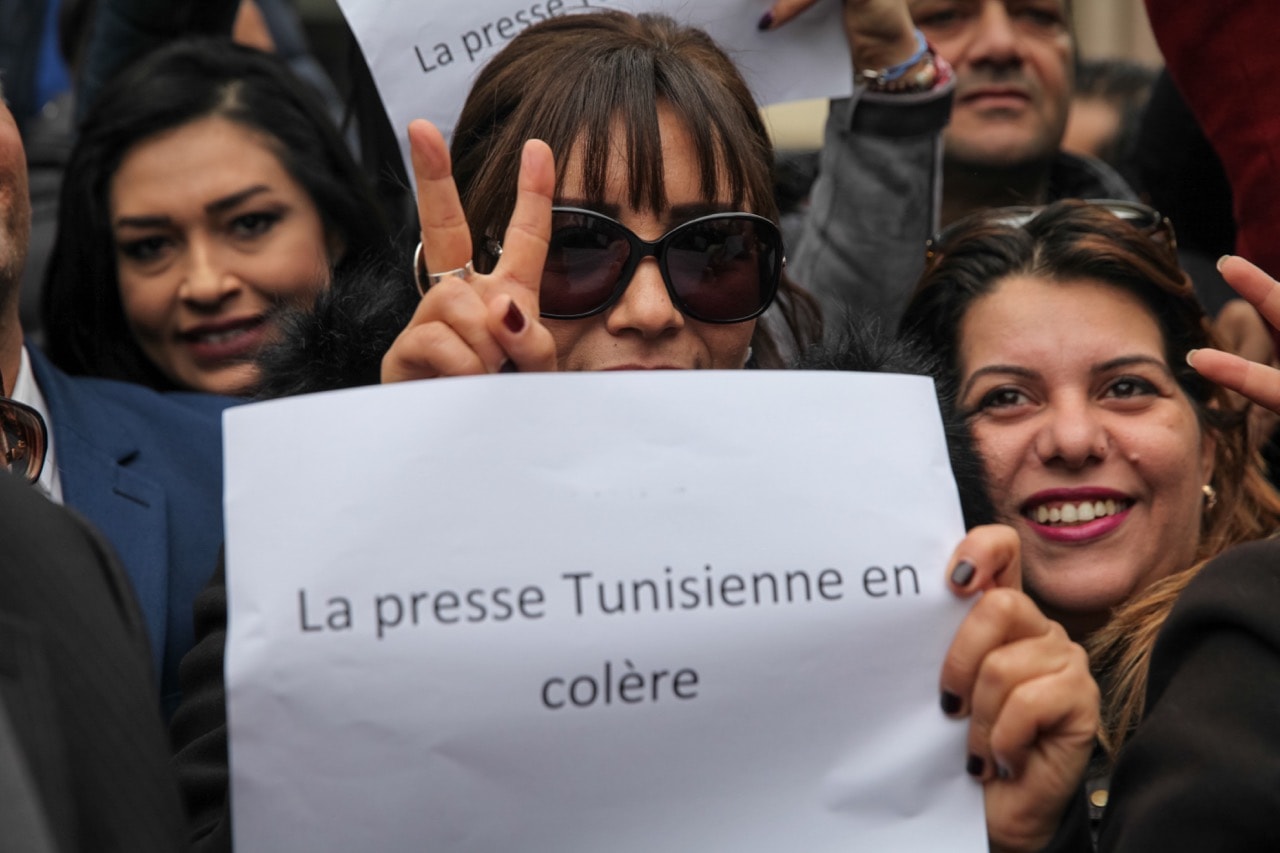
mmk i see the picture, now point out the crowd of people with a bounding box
[3,0,1280,850]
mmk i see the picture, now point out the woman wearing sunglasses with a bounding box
[377,14,818,379]
[900,199,1280,836]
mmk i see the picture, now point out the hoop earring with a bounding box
[1202,483,1218,512]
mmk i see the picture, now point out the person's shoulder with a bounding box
[69,373,237,412]
[1148,536,1280,694]
[41,357,237,428]
[0,469,144,630]
[32,349,230,473]
[1173,537,1280,621]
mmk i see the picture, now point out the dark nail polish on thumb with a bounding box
[950,560,976,587]
[503,300,526,334]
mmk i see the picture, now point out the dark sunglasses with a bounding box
[492,207,784,324]
[925,199,1177,263]
[1,397,47,485]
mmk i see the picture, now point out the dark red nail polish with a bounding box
[503,300,526,334]
[966,754,985,777]
[941,691,962,715]
[950,560,976,587]
[756,11,774,30]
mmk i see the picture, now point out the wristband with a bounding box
[856,28,928,85]
[865,51,942,95]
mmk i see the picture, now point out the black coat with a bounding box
[1099,537,1280,851]
[0,472,189,852]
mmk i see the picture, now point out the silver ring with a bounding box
[413,241,474,296]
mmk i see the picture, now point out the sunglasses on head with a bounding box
[1,397,47,485]
[491,207,784,324]
[925,199,1177,263]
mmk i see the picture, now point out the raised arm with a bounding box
[761,0,953,332]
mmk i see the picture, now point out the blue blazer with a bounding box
[29,346,233,716]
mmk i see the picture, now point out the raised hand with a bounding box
[381,120,558,382]
[759,0,919,74]
[1188,255,1280,416]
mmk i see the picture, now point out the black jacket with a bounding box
[1098,537,1280,851]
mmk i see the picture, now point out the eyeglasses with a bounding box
[1,397,47,485]
[925,199,1177,263]
[492,207,784,324]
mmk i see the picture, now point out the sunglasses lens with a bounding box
[1,402,46,485]
[666,217,779,322]
[541,212,631,317]
[540,209,780,322]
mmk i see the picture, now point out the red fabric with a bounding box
[1145,0,1280,277]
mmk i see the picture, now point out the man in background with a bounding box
[771,0,1135,330]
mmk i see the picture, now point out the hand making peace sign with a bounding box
[381,120,558,382]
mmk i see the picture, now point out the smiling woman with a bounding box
[900,199,1280,750]
[40,39,389,396]
[956,275,1214,631]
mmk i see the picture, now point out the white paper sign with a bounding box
[333,0,852,179]
[225,372,986,852]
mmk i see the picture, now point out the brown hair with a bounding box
[448,10,821,366]
[900,199,1280,753]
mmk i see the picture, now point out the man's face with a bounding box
[0,96,31,300]
[910,0,1074,171]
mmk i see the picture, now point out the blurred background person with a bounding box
[1061,58,1156,185]
[761,0,1137,333]
[40,39,390,396]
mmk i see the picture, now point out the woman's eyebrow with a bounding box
[114,185,274,229]
[960,355,1176,399]
[114,214,172,230]
[1093,355,1173,376]
[960,364,1038,399]
[205,184,271,216]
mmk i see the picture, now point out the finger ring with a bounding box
[414,241,474,296]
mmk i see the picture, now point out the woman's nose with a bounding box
[178,239,240,306]
[605,259,684,337]
[1036,399,1108,469]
